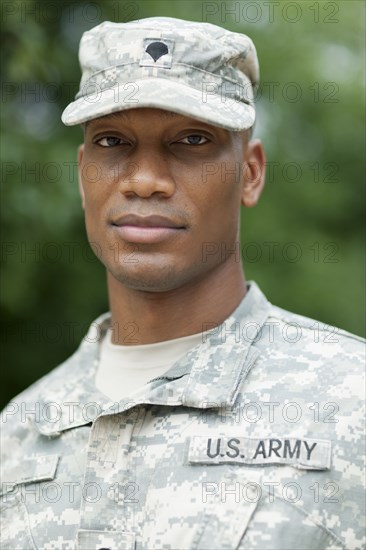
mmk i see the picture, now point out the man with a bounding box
[1,17,364,550]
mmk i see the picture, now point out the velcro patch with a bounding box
[188,436,331,470]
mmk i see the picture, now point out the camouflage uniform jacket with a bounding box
[1,281,365,550]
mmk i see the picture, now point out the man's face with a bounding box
[78,108,263,292]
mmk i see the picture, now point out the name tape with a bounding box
[188,436,331,470]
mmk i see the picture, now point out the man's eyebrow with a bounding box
[160,111,180,119]
[107,112,129,121]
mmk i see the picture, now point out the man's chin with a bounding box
[107,265,188,293]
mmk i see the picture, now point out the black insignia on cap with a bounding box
[145,41,169,62]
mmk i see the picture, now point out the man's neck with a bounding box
[107,260,247,345]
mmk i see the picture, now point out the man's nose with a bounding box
[117,149,176,198]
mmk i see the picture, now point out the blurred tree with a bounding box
[1,0,365,407]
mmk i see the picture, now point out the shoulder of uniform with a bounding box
[0,365,66,443]
[266,303,365,346]
[0,340,91,434]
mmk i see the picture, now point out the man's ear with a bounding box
[77,144,85,210]
[241,138,266,208]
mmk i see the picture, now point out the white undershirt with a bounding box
[95,328,208,401]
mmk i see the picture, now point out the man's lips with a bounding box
[112,214,186,244]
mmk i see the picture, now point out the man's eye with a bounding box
[179,135,208,145]
[96,136,124,147]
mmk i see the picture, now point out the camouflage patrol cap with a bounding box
[61,17,259,131]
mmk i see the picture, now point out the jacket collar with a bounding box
[33,281,271,436]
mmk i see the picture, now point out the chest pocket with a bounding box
[141,454,262,549]
[143,460,347,550]
[238,492,345,550]
[0,454,59,550]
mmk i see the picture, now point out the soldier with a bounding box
[1,17,365,550]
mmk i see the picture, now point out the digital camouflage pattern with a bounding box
[1,282,365,549]
[61,17,258,131]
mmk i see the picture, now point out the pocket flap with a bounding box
[1,454,59,495]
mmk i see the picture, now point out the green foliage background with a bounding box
[1,0,365,407]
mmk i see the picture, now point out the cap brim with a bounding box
[61,78,255,131]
